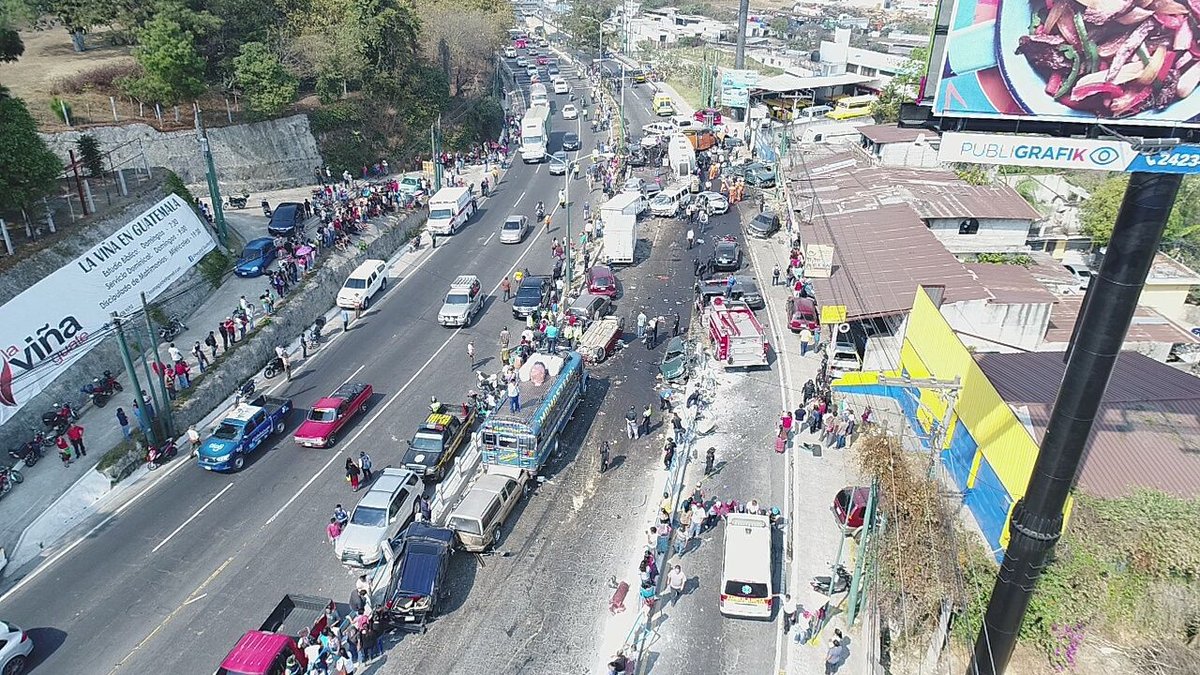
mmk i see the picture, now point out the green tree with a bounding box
[768,16,791,40]
[35,0,116,51]
[232,42,298,116]
[123,13,207,104]
[561,0,615,52]
[870,46,928,124]
[1081,175,1200,245]
[76,134,105,177]
[1,0,30,61]
[0,88,63,213]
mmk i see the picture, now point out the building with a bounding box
[910,183,1043,255]
[818,28,910,92]
[1135,253,1200,326]
[857,124,940,168]
[629,7,733,45]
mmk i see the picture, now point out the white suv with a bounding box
[337,468,421,567]
[336,259,388,310]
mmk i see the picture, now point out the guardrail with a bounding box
[429,438,483,525]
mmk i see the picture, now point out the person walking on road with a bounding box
[636,311,647,338]
[501,276,512,301]
[116,407,131,439]
[167,342,183,363]
[466,340,476,369]
[499,327,510,363]
[187,425,201,457]
[666,564,686,605]
[358,451,374,482]
[662,438,676,471]
[625,406,638,439]
[327,517,343,545]
[345,457,362,491]
[640,404,653,438]
[705,446,716,475]
[686,227,695,250]
[672,311,681,337]
[67,423,86,457]
[781,594,799,633]
[675,508,692,555]
[599,440,610,473]
[341,308,351,332]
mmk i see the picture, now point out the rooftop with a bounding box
[1043,297,1199,345]
[1146,252,1200,286]
[857,124,937,145]
[909,184,1043,222]
[754,72,873,93]
[963,263,1058,305]
[975,351,1200,499]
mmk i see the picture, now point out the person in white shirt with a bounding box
[666,565,686,605]
[167,343,183,363]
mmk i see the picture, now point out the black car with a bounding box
[382,522,455,632]
[747,212,781,238]
[708,238,743,272]
[563,132,580,151]
[267,202,304,236]
[697,275,763,308]
[512,275,551,319]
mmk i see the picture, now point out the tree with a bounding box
[870,46,928,123]
[768,16,791,40]
[123,13,207,104]
[1081,175,1200,245]
[1,0,30,61]
[76,134,105,177]
[561,0,616,53]
[0,88,63,213]
[35,0,116,51]
[418,0,507,95]
[232,42,298,116]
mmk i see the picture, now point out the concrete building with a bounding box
[628,7,733,45]
[857,124,940,168]
[911,184,1043,255]
[1136,253,1200,326]
[818,28,910,92]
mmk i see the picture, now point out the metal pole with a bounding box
[112,313,158,446]
[194,106,229,247]
[565,168,572,292]
[68,149,88,216]
[735,0,749,69]
[432,116,444,192]
[140,292,177,438]
[846,478,877,625]
[969,171,1183,675]
[0,218,12,255]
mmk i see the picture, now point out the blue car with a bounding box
[235,237,276,277]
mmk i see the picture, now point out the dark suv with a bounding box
[708,237,743,272]
[512,275,550,319]
[267,202,305,236]
[382,522,455,632]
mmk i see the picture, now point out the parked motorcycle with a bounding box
[226,193,250,209]
[810,564,852,595]
[234,378,257,406]
[42,403,78,435]
[0,465,24,497]
[158,316,187,342]
[309,316,326,343]
[80,370,123,407]
[146,440,179,469]
[263,356,285,379]
[261,200,272,218]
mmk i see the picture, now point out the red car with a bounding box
[833,486,871,533]
[694,108,723,126]
[586,265,618,298]
[293,382,373,447]
[787,296,819,332]
[537,55,548,66]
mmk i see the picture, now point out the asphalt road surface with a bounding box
[0,57,698,675]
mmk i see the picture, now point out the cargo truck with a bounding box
[521,105,552,163]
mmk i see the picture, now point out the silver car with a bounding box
[500,214,529,244]
[336,468,420,567]
[0,620,33,675]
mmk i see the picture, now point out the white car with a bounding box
[1063,263,1092,289]
[0,620,33,674]
[561,104,579,120]
[500,214,529,244]
[621,177,645,194]
[516,57,528,67]
[336,468,421,567]
[526,65,538,78]
[697,191,729,214]
[504,47,517,58]
[642,121,675,136]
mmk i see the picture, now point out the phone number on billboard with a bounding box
[1130,147,1200,173]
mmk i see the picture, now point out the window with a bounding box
[958,218,980,235]
[390,489,410,520]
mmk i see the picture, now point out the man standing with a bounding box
[666,565,686,605]
[636,310,647,338]
[499,327,510,363]
[672,311,681,337]
[825,639,849,674]
[341,307,351,332]
[799,328,813,356]
[705,446,716,475]
[167,342,183,363]
[501,276,512,301]
[686,227,695,249]
[781,594,799,633]
[218,321,230,350]
[358,451,374,482]
[466,340,477,369]
[193,341,209,373]
[205,331,219,360]
[625,406,638,439]
[116,408,131,439]
[508,379,520,412]
[327,517,343,546]
[66,423,86,457]
[187,425,201,457]
[640,404,653,438]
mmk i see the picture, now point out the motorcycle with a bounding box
[309,316,326,343]
[146,440,179,469]
[158,316,187,342]
[0,465,24,497]
[264,356,285,379]
[535,204,545,222]
[42,403,77,435]
[226,193,250,209]
[234,378,257,406]
[810,564,852,595]
[81,370,123,407]
[261,200,272,218]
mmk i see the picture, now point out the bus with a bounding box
[530,82,549,107]
[825,94,876,120]
[480,351,586,477]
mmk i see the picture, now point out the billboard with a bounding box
[720,69,759,108]
[0,194,215,423]
[933,0,1200,127]
[940,131,1200,172]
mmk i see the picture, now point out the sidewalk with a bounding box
[0,162,501,574]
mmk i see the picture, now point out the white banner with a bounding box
[0,194,216,423]
[939,132,1200,174]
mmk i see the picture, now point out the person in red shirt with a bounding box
[56,435,72,466]
[67,424,86,457]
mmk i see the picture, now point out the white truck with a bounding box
[426,186,476,236]
[600,193,643,265]
[800,121,869,145]
[520,105,551,163]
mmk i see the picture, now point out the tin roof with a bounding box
[963,263,1058,305]
[1043,297,1199,345]
[975,351,1200,499]
[857,124,935,145]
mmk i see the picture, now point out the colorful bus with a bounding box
[480,351,586,476]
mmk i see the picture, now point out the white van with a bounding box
[798,104,832,120]
[553,78,569,95]
[336,259,388,310]
[719,513,773,618]
[649,181,693,217]
[427,186,476,235]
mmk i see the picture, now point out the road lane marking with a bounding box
[484,232,496,246]
[515,190,526,206]
[106,556,234,675]
[152,482,233,553]
[263,220,550,528]
[340,364,366,386]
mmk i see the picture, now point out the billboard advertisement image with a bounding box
[720,69,759,108]
[0,194,215,423]
[933,0,1200,126]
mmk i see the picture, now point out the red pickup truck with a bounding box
[216,594,333,675]
[293,382,373,448]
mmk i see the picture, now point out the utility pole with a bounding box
[876,374,962,478]
[111,313,158,446]
[969,171,1182,675]
[141,292,177,439]
[194,105,229,248]
[735,0,749,69]
[431,116,444,192]
[564,166,572,291]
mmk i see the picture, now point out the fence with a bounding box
[37,93,266,134]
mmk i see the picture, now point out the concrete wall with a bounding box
[926,217,1033,254]
[0,175,216,451]
[942,299,1051,352]
[39,114,323,192]
[1140,285,1193,325]
[875,141,941,169]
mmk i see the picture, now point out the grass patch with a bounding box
[96,434,143,472]
[197,249,233,289]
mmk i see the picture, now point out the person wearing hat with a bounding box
[284,654,302,674]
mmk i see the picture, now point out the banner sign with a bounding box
[720,69,759,108]
[933,0,1200,127]
[0,194,215,423]
[939,132,1200,173]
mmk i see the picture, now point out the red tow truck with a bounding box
[705,296,769,368]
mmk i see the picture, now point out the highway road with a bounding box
[0,54,700,675]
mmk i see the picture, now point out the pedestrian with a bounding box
[639,581,656,609]
[782,594,799,633]
[666,564,686,605]
[705,446,716,475]
[773,264,781,286]
[167,342,183,363]
[508,379,520,412]
[327,517,343,545]
[354,299,363,321]
[501,276,512,301]
[686,227,695,249]
[187,425,201,457]
[599,440,610,473]
[192,341,209,373]
[466,340,476,369]
[67,423,86,456]
[675,508,692,555]
[218,321,230,350]
[662,439,675,471]
[358,451,373,482]
[224,317,237,344]
[345,457,361,491]
[655,524,671,556]
[57,435,71,466]
[419,495,432,522]
[688,502,705,540]
[205,331,218,360]
[646,316,657,349]
[640,404,652,437]
[671,411,684,444]
[637,310,647,338]
[800,328,813,356]
[174,359,190,389]
[625,405,638,439]
[672,311,680,337]
[825,639,849,674]
[116,407,131,439]
[341,308,351,332]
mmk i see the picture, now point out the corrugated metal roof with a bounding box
[974,351,1200,499]
[909,184,1043,222]
[1043,297,1199,345]
[857,124,936,145]
[963,263,1058,305]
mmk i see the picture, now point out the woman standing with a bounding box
[345,457,361,491]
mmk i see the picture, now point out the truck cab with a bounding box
[403,408,475,482]
[199,395,293,472]
[217,594,332,675]
[437,274,483,327]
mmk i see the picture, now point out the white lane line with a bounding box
[263,226,549,528]
[182,593,207,606]
[152,483,234,553]
[515,190,527,207]
[339,364,365,387]
[483,232,496,246]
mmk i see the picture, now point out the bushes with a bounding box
[49,61,143,95]
[49,96,72,123]
[197,249,232,289]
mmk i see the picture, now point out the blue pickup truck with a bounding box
[198,395,293,472]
